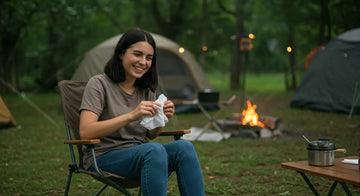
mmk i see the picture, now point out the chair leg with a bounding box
[102,178,134,196]
[95,184,108,196]
[64,170,73,196]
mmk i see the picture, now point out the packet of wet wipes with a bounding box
[140,94,168,129]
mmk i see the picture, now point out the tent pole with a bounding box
[348,82,359,119]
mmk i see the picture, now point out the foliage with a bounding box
[1,0,359,91]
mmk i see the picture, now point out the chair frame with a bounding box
[194,95,236,140]
[58,80,190,196]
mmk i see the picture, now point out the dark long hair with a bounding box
[104,28,158,91]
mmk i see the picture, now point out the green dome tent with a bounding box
[290,28,360,114]
[71,32,212,101]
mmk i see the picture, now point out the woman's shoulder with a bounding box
[87,74,113,86]
[89,74,109,82]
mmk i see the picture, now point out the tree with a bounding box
[319,0,331,44]
[216,0,247,90]
[0,0,38,91]
[283,0,297,90]
[151,0,190,40]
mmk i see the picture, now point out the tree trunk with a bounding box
[319,0,331,45]
[151,0,185,40]
[288,27,297,90]
[230,0,244,90]
[0,33,19,92]
[199,0,209,67]
[283,0,297,91]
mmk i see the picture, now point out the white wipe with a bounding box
[341,159,358,165]
[140,94,168,130]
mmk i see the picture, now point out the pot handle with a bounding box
[334,148,346,153]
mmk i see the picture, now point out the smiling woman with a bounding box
[78,28,205,196]
[120,41,154,84]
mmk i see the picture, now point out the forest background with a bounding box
[1,0,360,92]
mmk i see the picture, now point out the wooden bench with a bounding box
[281,156,359,196]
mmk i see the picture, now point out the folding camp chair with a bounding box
[58,80,190,196]
[194,91,236,140]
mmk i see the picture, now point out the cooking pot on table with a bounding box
[307,138,346,166]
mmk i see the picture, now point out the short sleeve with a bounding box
[80,77,105,116]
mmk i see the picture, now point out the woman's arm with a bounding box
[79,100,160,139]
[146,127,162,140]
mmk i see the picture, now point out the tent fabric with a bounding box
[0,96,16,129]
[71,33,212,100]
[290,28,360,114]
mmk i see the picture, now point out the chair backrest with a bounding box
[58,80,87,168]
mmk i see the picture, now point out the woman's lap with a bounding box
[89,140,204,195]
[89,140,194,179]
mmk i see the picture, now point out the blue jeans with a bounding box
[89,140,205,196]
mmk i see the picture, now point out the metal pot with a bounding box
[307,139,346,166]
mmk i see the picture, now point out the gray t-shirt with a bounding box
[80,74,156,169]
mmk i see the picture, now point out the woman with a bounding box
[79,28,205,196]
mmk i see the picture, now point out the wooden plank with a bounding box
[281,156,360,186]
[64,139,100,144]
[159,129,191,136]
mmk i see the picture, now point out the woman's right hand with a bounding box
[80,101,160,139]
[130,101,160,121]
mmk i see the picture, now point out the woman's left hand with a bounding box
[163,100,175,119]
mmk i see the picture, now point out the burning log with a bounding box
[217,100,283,139]
[230,113,280,130]
[259,115,281,130]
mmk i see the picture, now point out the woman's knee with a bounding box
[170,140,198,160]
[177,140,196,151]
[143,143,167,157]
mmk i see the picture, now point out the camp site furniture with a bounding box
[58,80,191,196]
[281,156,360,196]
[194,91,236,140]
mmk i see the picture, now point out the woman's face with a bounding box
[120,41,154,81]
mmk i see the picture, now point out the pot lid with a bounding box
[307,138,336,150]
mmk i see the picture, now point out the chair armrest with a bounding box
[64,139,101,145]
[159,129,191,136]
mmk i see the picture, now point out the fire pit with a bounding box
[218,100,284,139]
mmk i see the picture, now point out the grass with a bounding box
[1,73,360,195]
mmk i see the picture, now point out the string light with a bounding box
[249,33,255,39]
[287,46,292,53]
[178,47,185,53]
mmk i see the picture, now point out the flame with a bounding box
[241,100,265,128]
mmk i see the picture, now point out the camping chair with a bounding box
[194,91,236,140]
[58,80,190,196]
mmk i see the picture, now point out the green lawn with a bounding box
[1,73,359,195]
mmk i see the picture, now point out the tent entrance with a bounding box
[157,49,197,100]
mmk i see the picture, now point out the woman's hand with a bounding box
[163,100,175,119]
[130,101,160,121]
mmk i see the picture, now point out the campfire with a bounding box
[239,100,265,128]
[218,100,283,139]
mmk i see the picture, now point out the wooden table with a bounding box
[281,156,360,196]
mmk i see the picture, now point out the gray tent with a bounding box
[72,32,211,100]
[290,28,360,114]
